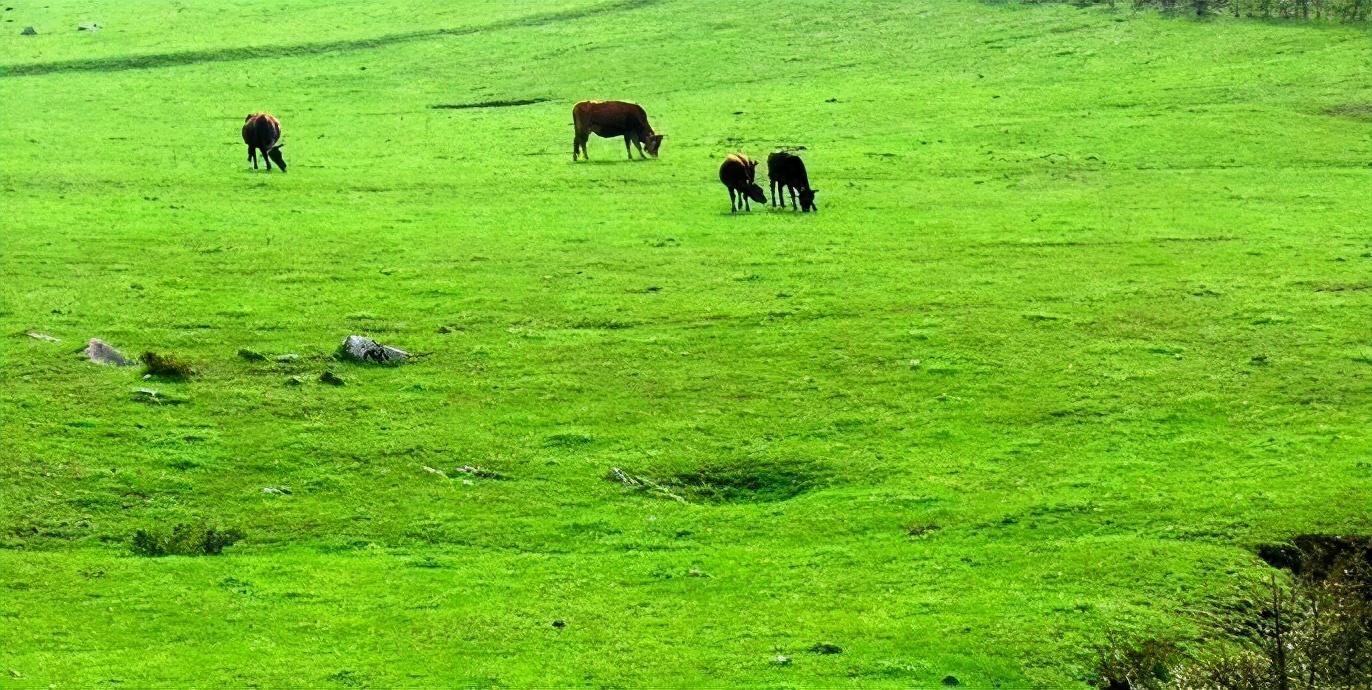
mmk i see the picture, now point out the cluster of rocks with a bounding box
[26,333,410,397]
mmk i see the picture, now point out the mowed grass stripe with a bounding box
[0,0,657,78]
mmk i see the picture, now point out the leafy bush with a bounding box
[141,352,195,379]
[1095,548,1371,689]
[130,523,244,557]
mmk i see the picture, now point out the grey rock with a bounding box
[273,353,301,363]
[237,348,266,361]
[85,338,132,366]
[319,371,345,386]
[20,25,35,35]
[338,335,408,364]
[77,22,100,31]
[261,486,292,495]
[26,331,60,342]
[284,376,304,386]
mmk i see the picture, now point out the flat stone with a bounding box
[237,349,266,361]
[85,339,132,366]
[319,371,345,386]
[26,331,60,342]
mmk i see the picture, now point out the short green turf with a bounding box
[1,0,1370,687]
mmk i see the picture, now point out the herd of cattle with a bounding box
[243,99,817,213]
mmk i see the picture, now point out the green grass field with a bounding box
[2,0,1370,686]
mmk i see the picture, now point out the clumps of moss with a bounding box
[141,351,195,379]
[130,523,244,557]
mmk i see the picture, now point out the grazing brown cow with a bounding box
[572,100,664,161]
[719,154,767,213]
[767,151,818,212]
[242,113,286,172]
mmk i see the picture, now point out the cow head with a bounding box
[266,145,287,172]
[644,134,664,157]
[745,183,767,204]
[800,188,818,212]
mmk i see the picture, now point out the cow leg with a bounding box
[790,187,798,211]
[248,146,258,169]
[624,136,633,160]
[729,188,737,213]
[770,180,778,207]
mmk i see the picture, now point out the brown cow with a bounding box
[242,113,286,172]
[572,100,664,161]
[766,151,818,212]
[719,154,767,213]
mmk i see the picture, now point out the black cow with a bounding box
[767,151,817,212]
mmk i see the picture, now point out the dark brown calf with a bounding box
[719,154,767,213]
[572,100,664,161]
[241,113,286,172]
[767,151,817,212]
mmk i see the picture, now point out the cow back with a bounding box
[242,113,281,148]
[573,100,652,135]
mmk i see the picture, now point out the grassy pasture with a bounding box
[1,0,1370,686]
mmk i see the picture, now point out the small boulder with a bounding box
[808,643,843,655]
[942,676,960,686]
[273,353,301,363]
[20,25,36,35]
[338,335,408,364]
[237,349,266,361]
[319,371,345,386]
[284,376,304,386]
[85,338,132,366]
[76,22,100,31]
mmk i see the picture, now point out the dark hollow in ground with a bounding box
[429,98,549,110]
[664,458,831,503]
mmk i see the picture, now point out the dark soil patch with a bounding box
[429,98,549,110]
